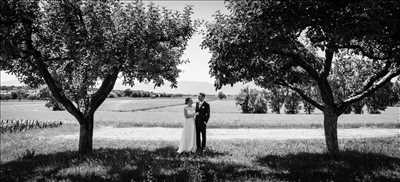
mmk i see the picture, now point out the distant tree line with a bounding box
[235,87,308,114]
[0,88,44,100]
[0,87,187,100]
[0,87,187,111]
[108,89,184,98]
[236,82,399,114]
[0,85,30,90]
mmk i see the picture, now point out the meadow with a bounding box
[1,98,399,129]
[0,124,399,181]
[1,98,399,181]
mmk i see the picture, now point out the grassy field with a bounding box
[1,99,399,129]
[1,125,399,181]
[1,99,399,181]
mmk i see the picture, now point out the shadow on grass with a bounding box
[257,150,400,182]
[0,146,267,181]
[1,147,399,182]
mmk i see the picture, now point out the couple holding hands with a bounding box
[177,93,210,154]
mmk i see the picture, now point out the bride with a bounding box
[177,98,197,153]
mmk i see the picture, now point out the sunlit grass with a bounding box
[1,125,399,181]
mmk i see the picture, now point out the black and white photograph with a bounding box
[0,0,399,181]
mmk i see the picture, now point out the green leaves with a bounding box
[202,0,400,107]
[1,0,195,112]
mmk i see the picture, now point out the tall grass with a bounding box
[0,119,62,133]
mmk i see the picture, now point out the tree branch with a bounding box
[277,80,325,111]
[341,68,400,110]
[88,67,120,115]
[358,62,391,93]
[271,48,321,80]
[321,47,334,78]
[47,57,72,62]
[19,8,85,124]
[33,57,85,123]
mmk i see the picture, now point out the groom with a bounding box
[195,92,210,152]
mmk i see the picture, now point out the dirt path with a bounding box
[56,127,399,141]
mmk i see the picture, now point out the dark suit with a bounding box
[195,101,210,150]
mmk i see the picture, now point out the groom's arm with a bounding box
[205,103,210,123]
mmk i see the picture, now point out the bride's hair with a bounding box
[185,97,191,104]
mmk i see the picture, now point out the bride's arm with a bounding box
[184,108,194,118]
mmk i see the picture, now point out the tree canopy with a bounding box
[203,0,399,108]
[202,0,400,154]
[0,0,195,153]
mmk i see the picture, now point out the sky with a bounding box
[156,1,228,83]
[0,1,232,93]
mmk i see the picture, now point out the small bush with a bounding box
[253,93,268,113]
[365,82,393,114]
[123,89,133,97]
[45,97,65,111]
[303,101,315,114]
[0,94,11,100]
[217,91,227,99]
[37,87,51,99]
[342,105,352,114]
[235,87,268,113]
[391,81,400,106]
[20,149,36,160]
[352,101,364,114]
[11,90,29,100]
[108,92,118,98]
[27,94,40,100]
[284,91,301,114]
[10,91,18,99]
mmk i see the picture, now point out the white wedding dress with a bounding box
[177,107,197,153]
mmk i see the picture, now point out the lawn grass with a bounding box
[1,126,399,181]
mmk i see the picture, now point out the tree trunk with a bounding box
[78,115,94,155]
[323,107,339,154]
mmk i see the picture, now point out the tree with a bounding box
[123,89,133,97]
[391,81,400,106]
[235,87,253,113]
[330,52,396,114]
[38,87,51,99]
[302,86,318,114]
[253,91,268,113]
[1,0,195,154]
[13,90,28,100]
[284,90,301,114]
[217,91,227,99]
[10,91,18,99]
[303,100,315,114]
[351,101,365,114]
[365,82,394,114]
[235,87,268,113]
[202,0,400,154]
[266,86,285,114]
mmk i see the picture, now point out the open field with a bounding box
[1,99,399,129]
[1,125,399,181]
[1,99,399,181]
